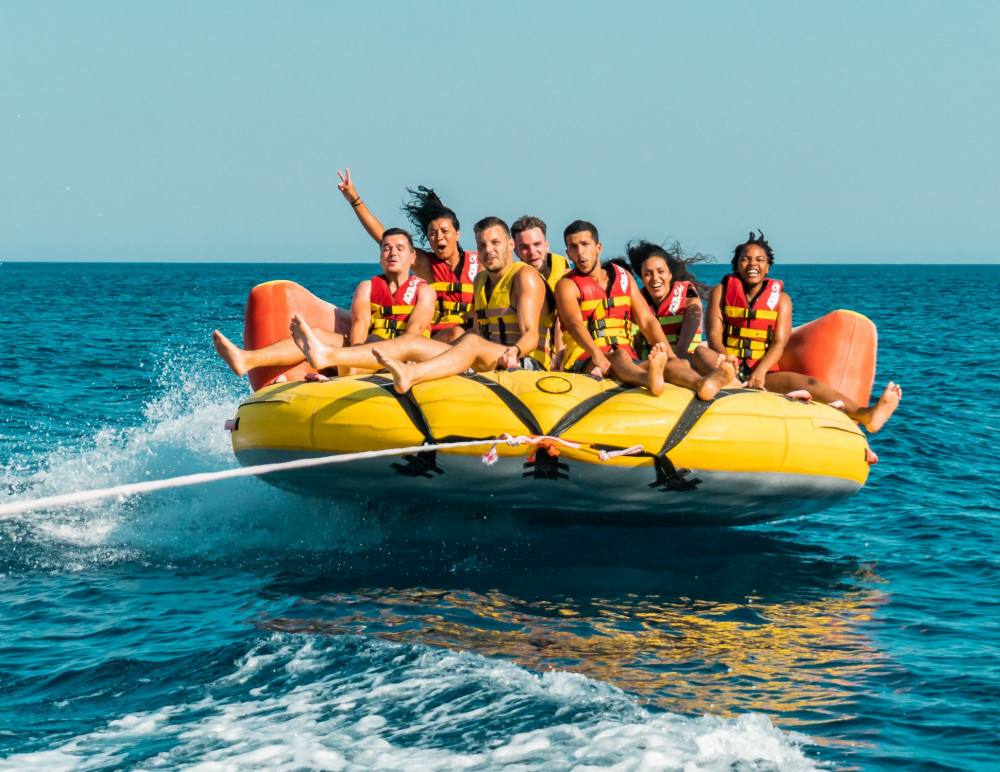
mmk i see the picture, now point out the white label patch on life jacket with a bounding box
[766,281,781,311]
[667,283,684,314]
[402,276,419,305]
[618,267,629,294]
[467,252,479,280]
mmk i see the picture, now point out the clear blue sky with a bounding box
[2,1,997,263]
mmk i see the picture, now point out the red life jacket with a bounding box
[369,274,429,339]
[640,280,703,357]
[722,273,784,371]
[428,250,479,331]
[562,263,636,368]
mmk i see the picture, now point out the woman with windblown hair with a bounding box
[336,168,478,342]
[625,240,726,376]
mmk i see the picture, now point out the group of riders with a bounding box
[214,170,901,433]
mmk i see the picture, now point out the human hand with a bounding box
[746,370,767,390]
[594,353,612,376]
[337,168,359,202]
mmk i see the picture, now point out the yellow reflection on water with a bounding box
[263,574,892,730]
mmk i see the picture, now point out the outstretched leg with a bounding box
[661,353,738,401]
[213,328,343,376]
[290,315,449,370]
[765,372,902,433]
[861,382,902,432]
[375,337,510,394]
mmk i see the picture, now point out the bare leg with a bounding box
[656,351,738,401]
[765,373,902,433]
[608,349,658,392]
[213,329,343,376]
[432,325,467,343]
[375,337,509,394]
[291,315,449,370]
[861,382,902,432]
[689,345,722,376]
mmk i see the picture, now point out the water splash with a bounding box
[0,357,386,570]
[0,633,823,771]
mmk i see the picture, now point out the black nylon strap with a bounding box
[460,374,544,436]
[548,384,631,437]
[357,374,436,442]
[657,389,742,456]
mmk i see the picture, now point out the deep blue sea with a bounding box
[1,261,998,771]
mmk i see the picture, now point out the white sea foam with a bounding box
[0,361,384,567]
[0,634,824,771]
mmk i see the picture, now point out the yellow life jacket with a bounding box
[543,253,569,294]
[474,262,553,369]
[528,253,568,369]
[474,261,523,345]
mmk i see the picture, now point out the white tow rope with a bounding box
[0,433,638,518]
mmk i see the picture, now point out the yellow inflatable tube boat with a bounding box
[227,281,877,526]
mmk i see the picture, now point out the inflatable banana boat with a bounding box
[227,281,879,526]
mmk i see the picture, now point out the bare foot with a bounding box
[290,314,335,370]
[696,359,736,401]
[859,381,902,433]
[373,348,413,394]
[647,342,667,396]
[722,355,743,388]
[213,331,249,376]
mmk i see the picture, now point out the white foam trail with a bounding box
[0,634,824,771]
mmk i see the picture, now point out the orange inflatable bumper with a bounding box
[243,281,349,391]
[777,309,877,407]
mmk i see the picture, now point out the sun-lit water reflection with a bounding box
[261,529,896,737]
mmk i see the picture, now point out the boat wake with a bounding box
[0,632,823,771]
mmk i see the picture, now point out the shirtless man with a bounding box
[212,228,435,377]
[555,220,736,400]
[337,169,476,343]
[510,215,568,366]
[705,231,902,432]
[293,217,550,394]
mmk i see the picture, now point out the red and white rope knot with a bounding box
[481,434,640,465]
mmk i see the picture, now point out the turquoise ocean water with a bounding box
[1,261,998,770]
